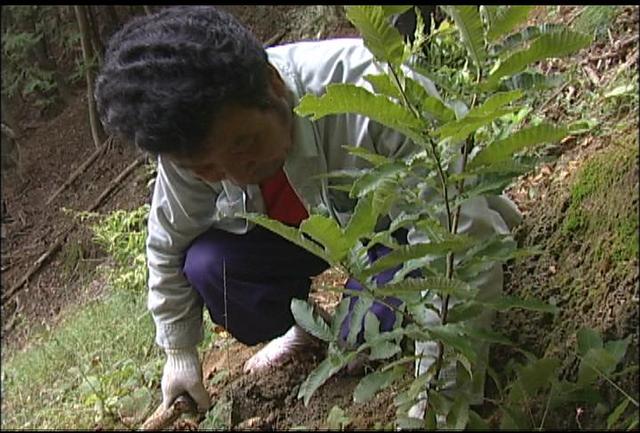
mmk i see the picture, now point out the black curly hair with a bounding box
[95,6,271,156]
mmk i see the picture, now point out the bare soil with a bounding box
[1,5,637,431]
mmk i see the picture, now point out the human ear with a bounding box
[267,63,287,99]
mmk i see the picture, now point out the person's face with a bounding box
[168,66,294,186]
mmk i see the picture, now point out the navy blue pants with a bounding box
[183,225,409,346]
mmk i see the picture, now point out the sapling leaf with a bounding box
[467,90,524,118]
[370,340,402,361]
[516,357,560,395]
[576,327,603,356]
[425,323,478,363]
[442,6,487,68]
[363,310,380,342]
[350,161,405,198]
[298,350,355,406]
[486,6,534,42]
[300,214,349,262]
[326,405,351,430]
[436,108,517,142]
[467,409,491,430]
[345,6,409,65]
[446,394,470,429]
[607,398,630,430]
[485,29,592,86]
[379,5,413,18]
[365,73,402,101]
[344,194,377,246]
[375,277,478,301]
[468,123,568,169]
[481,295,558,314]
[489,23,565,57]
[460,324,514,346]
[295,84,422,141]
[371,177,399,216]
[246,213,333,264]
[498,71,564,92]
[291,298,334,342]
[361,237,474,280]
[343,144,392,167]
[577,336,631,386]
[331,298,352,340]
[353,365,405,403]
[347,296,374,347]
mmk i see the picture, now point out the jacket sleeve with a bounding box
[146,155,220,349]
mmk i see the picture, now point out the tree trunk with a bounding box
[86,6,104,65]
[74,5,106,149]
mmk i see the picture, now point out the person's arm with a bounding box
[147,155,220,411]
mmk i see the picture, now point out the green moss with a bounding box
[562,144,638,263]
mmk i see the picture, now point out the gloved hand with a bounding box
[161,347,210,412]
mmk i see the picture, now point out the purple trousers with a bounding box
[183,225,411,346]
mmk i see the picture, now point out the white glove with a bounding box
[243,325,318,374]
[161,347,211,412]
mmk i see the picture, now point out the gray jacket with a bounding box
[146,38,522,349]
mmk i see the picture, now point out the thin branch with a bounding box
[45,136,111,206]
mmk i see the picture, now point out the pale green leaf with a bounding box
[350,162,405,198]
[446,395,470,429]
[577,327,603,356]
[603,84,636,98]
[467,90,524,118]
[573,6,619,38]
[365,73,402,101]
[486,6,535,42]
[326,405,351,430]
[380,5,413,18]
[354,366,405,403]
[486,29,592,85]
[489,24,565,56]
[246,214,333,264]
[295,83,422,139]
[442,6,487,68]
[604,335,631,364]
[468,409,491,430]
[607,398,631,429]
[460,324,513,346]
[347,297,374,347]
[361,237,474,280]
[498,71,564,92]
[468,123,568,169]
[364,310,380,342]
[404,76,455,123]
[344,145,392,167]
[344,194,378,246]
[517,357,560,395]
[298,353,351,406]
[331,298,352,339]
[370,341,401,361]
[345,6,408,65]
[300,215,348,262]
[426,323,478,363]
[371,177,398,216]
[436,108,517,142]
[375,277,479,300]
[291,298,334,342]
[482,295,558,314]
